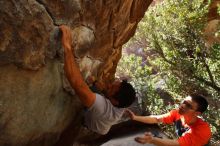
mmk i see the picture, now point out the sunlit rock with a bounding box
[0,0,153,146]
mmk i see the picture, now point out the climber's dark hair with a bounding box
[190,94,208,113]
[113,80,136,108]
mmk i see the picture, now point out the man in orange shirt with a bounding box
[127,94,211,146]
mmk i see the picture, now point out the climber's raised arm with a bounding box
[59,25,95,108]
[59,25,137,135]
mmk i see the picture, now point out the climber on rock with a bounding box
[59,25,136,135]
[126,94,211,146]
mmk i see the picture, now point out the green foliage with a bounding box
[117,54,175,115]
[117,0,220,144]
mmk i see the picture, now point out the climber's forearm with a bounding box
[63,47,83,89]
[63,49,87,93]
[62,40,95,108]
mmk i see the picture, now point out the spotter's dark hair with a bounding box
[190,94,208,113]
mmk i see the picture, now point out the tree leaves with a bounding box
[118,0,220,143]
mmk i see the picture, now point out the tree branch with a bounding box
[202,57,215,84]
[153,38,175,66]
[194,75,220,92]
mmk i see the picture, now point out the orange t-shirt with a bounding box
[162,110,211,146]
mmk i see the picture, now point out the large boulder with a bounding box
[0,0,153,146]
[204,0,220,47]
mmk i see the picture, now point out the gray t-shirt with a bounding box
[84,94,125,135]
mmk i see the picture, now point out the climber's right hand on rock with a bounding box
[59,25,72,51]
[86,76,96,85]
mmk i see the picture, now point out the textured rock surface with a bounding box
[85,121,166,146]
[0,0,153,146]
[204,0,220,47]
[208,0,220,21]
[204,19,220,47]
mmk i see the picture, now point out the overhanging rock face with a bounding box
[204,0,220,47]
[0,0,153,146]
